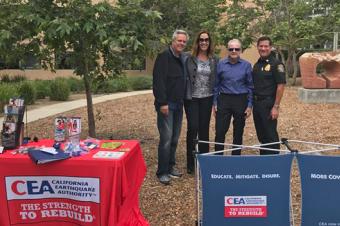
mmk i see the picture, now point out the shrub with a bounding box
[49,78,70,101]
[0,83,18,110]
[11,75,27,83]
[18,81,36,105]
[33,80,51,99]
[94,77,129,93]
[67,77,85,93]
[128,75,152,90]
[0,74,26,83]
[0,74,11,83]
[112,77,129,92]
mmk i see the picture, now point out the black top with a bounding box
[252,55,286,97]
[153,47,185,107]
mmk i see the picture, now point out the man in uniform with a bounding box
[252,36,286,155]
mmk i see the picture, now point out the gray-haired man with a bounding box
[153,30,189,185]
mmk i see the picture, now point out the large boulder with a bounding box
[299,51,340,89]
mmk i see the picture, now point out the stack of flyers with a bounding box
[54,117,67,142]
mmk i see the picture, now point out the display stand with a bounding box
[194,139,340,226]
[1,98,25,150]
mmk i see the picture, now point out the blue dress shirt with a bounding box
[213,57,254,107]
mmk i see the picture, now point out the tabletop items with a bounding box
[1,100,128,163]
[1,97,25,150]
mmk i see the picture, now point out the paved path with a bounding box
[1,90,152,123]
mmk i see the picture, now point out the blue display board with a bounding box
[297,154,340,226]
[198,154,293,226]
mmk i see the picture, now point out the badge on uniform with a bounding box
[263,64,271,71]
[277,64,285,73]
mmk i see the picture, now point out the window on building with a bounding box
[55,51,76,69]
[0,57,20,69]
[21,52,41,69]
[0,52,41,69]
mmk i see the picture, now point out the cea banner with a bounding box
[198,154,293,226]
[297,154,340,226]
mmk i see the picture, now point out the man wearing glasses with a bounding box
[252,36,286,155]
[153,30,189,185]
[213,39,253,155]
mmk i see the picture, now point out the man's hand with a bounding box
[160,105,169,116]
[244,107,252,118]
[270,106,279,120]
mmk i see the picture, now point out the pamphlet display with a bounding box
[54,117,67,142]
[1,98,25,149]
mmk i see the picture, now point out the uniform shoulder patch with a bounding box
[277,64,285,73]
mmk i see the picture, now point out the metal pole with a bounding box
[194,139,201,226]
[198,140,290,155]
[333,32,338,51]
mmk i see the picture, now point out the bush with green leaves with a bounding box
[95,77,129,93]
[49,78,70,101]
[0,83,18,110]
[11,75,27,83]
[0,74,26,83]
[128,75,152,90]
[0,74,11,83]
[18,81,36,104]
[67,77,85,93]
[33,80,51,99]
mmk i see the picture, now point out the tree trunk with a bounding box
[278,49,289,81]
[286,49,294,85]
[83,65,96,138]
[291,51,298,86]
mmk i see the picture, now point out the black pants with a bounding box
[214,94,248,155]
[184,96,213,171]
[253,97,280,155]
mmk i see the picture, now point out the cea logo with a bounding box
[11,180,55,195]
[226,197,246,205]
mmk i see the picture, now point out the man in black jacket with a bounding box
[153,30,189,185]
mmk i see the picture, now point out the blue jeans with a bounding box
[156,108,183,176]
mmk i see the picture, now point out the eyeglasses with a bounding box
[228,48,241,52]
[199,38,209,43]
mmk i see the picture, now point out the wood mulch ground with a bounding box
[24,86,340,226]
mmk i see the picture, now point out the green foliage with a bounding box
[0,74,26,83]
[67,77,85,93]
[128,76,152,90]
[141,0,224,55]
[0,1,42,70]
[18,81,36,104]
[13,0,161,136]
[94,77,129,94]
[11,75,27,83]
[49,78,70,101]
[0,83,18,110]
[33,80,51,99]
[0,74,11,83]
[218,0,261,49]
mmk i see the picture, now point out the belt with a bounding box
[221,93,247,96]
[253,95,272,101]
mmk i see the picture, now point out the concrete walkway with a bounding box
[1,90,152,123]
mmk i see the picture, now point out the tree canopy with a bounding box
[0,0,160,136]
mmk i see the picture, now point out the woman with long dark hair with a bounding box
[184,31,218,174]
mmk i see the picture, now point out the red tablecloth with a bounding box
[0,139,149,226]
